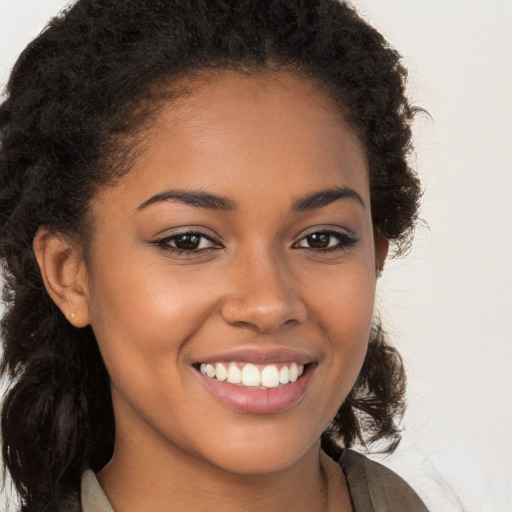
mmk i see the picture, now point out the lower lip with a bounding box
[197,365,314,414]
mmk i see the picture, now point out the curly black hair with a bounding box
[0,1,421,510]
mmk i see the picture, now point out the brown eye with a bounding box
[294,230,358,252]
[152,230,222,253]
[305,233,331,249]
[173,234,201,250]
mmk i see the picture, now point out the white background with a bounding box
[1,1,511,511]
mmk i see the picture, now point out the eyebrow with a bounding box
[292,187,365,211]
[136,186,365,213]
[137,189,236,212]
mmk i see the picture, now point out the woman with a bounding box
[0,1,427,511]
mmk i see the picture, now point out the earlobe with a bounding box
[33,228,90,327]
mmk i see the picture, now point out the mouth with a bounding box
[193,357,314,414]
[195,361,306,389]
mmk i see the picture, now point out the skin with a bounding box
[35,71,387,512]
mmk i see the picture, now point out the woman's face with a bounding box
[84,71,384,475]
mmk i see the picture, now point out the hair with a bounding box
[0,0,421,510]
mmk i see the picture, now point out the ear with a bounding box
[33,228,90,327]
[374,233,389,278]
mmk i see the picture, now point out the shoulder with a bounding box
[339,449,430,512]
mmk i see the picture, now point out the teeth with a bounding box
[227,363,242,383]
[261,365,279,388]
[199,361,305,389]
[289,363,299,382]
[242,364,261,387]
[206,364,215,378]
[215,363,227,381]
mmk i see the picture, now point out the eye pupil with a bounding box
[175,234,201,250]
[307,233,330,249]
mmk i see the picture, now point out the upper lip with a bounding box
[193,346,317,366]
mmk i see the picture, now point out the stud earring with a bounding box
[70,312,76,319]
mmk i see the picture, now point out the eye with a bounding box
[152,230,222,253]
[293,230,357,251]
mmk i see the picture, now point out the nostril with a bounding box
[220,296,307,333]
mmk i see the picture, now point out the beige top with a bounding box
[79,450,429,511]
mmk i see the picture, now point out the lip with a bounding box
[196,362,315,414]
[192,346,316,366]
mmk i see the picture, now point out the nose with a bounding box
[220,251,307,334]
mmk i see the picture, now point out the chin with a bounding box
[195,429,321,476]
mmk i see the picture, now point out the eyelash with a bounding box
[292,230,358,253]
[151,230,222,255]
[151,229,358,255]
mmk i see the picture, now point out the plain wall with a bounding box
[353,3,512,511]
[1,1,511,511]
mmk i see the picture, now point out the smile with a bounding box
[199,362,305,389]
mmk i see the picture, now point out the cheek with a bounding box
[85,249,220,387]
[307,259,376,334]
[85,260,217,436]
[305,260,376,384]
[88,228,216,325]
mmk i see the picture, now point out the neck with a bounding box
[97,394,352,512]
[97,435,348,512]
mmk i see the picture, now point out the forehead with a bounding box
[97,71,369,212]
